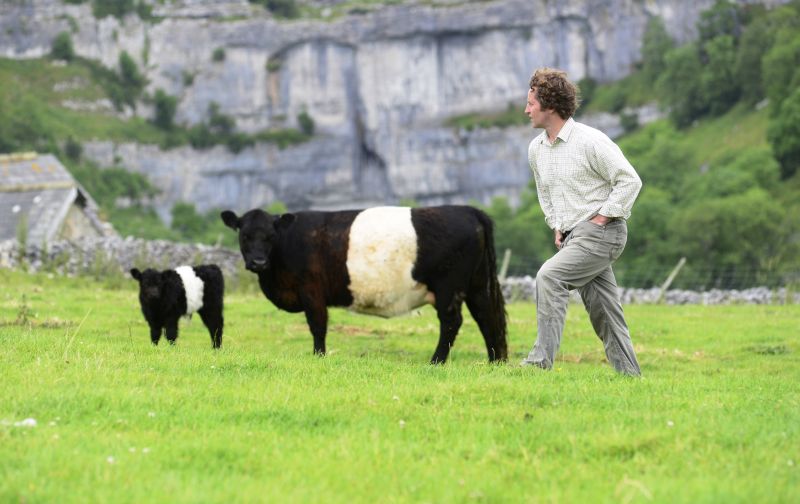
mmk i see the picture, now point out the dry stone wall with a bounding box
[2,239,797,304]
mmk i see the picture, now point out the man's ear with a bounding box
[130,268,142,281]
[274,213,296,232]
[220,210,240,230]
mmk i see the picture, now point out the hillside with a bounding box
[0,0,732,217]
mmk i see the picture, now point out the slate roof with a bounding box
[0,152,114,244]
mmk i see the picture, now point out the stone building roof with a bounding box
[0,152,115,245]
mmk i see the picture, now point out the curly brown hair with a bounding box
[529,68,580,120]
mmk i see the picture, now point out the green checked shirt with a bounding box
[528,117,643,233]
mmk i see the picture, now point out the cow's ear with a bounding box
[274,213,296,232]
[130,268,142,281]
[220,210,240,230]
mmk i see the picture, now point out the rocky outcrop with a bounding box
[0,0,761,216]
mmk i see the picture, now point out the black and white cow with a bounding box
[130,264,224,348]
[221,205,507,363]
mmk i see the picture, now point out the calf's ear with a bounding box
[220,210,240,230]
[274,213,296,232]
[130,268,142,281]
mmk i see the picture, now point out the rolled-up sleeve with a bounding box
[591,137,642,219]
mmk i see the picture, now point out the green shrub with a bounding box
[212,47,226,62]
[51,32,75,62]
[119,51,145,90]
[92,0,135,19]
[297,110,315,136]
[64,137,83,162]
[249,0,299,19]
[767,87,800,179]
[153,89,177,131]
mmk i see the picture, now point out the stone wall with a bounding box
[501,276,800,305]
[2,239,797,304]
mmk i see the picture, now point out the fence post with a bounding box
[498,248,511,282]
[659,257,687,304]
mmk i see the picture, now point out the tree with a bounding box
[576,77,597,111]
[701,35,740,116]
[119,51,145,90]
[626,131,694,197]
[697,0,742,45]
[640,17,675,85]
[153,89,177,131]
[657,45,708,127]
[735,15,773,105]
[670,188,785,288]
[616,187,676,287]
[171,202,207,241]
[767,87,800,179]
[762,28,800,112]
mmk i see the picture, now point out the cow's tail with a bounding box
[473,208,508,361]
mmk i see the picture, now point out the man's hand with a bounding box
[554,229,564,249]
[590,214,612,226]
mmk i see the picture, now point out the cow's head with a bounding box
[130,268,164,302]
[221,209,296,273]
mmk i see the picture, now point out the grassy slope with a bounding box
[680,103,770,167]
[1,270,798,502]
[0,58,165,144]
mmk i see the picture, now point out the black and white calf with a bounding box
[130,264,224,348]
[221,205,507,363]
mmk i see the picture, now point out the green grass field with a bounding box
[1,269,798,503]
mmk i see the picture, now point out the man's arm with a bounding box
[590,136,643,219]
[531,157,563,248]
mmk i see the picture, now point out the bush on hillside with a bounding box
[767,87,800,180]
[51,32,75,62]
[297,110,315,136]
[92,0,135,19]
[153,89,177,131]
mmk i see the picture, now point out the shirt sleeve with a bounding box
[529,141,556,229]
[590,135,643,219]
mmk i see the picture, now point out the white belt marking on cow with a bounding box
[175,265,204,315]
[346,207,432,317]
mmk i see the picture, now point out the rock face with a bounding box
[0,0,758,217]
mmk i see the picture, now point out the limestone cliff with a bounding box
[0,0,746,218]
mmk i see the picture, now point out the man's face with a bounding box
[525,88,549,128]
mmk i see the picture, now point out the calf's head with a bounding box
[130,268,164,303]
[221,209,296,273]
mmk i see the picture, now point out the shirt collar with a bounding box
[557,117,575,142]
[538,117,575,145]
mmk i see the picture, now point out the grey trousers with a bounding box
[522,220,641,376]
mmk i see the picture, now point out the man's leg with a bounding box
[522,238,611,368]
[578,267,641,376]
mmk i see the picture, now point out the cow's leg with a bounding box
[304,304,328,356]
[165,318,179,345]
[431,290,464,364]
[198,308,223,349]
[466,288,507,362]
[150,324,162,345]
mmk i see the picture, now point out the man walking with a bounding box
[520,68,642,376]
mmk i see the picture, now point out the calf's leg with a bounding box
[149,324,162,345]
[165,318,180,345]
[198,308,223,349]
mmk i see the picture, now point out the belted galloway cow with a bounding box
[221,205,507,363]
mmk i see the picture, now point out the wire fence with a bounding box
[501,252,800,291]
